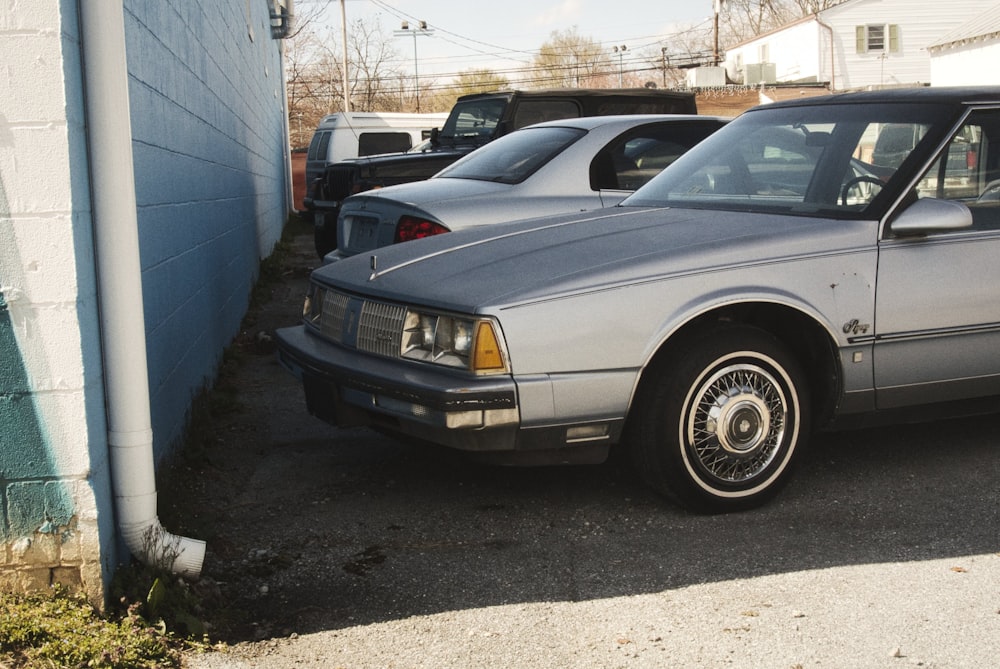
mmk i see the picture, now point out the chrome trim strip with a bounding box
[872,321,1000,343]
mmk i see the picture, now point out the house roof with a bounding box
[929,3,1000,50]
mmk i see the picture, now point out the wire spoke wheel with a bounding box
[632,326,810,513]
[686,363,787,486]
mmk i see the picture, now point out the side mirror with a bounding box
[429,127,440,146]
[889,197,972,237]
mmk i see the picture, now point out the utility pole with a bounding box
[714,0,721,65]
[340,0,350,112]
[394,20,434,112]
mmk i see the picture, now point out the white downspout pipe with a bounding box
[80,1,205,578]
[817,17,837,91]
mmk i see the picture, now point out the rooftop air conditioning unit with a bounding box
[746,63,777,85]
[686,66,727,88]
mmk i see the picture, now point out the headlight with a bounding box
[402,310,508,373]
[303,285,509,375]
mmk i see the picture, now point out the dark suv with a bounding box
[305,88,697,257]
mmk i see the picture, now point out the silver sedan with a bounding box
[278,87,1000,513]
[331,114,727,260]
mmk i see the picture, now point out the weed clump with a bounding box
[0,585,187,668]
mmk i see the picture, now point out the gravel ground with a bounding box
[170,225,1000,669]
[186,555,999,668]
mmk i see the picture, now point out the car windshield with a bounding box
[435,126,586,184]
[625,101,960,219]
[439,97,508,143]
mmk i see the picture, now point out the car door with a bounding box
[873,108,1000,408]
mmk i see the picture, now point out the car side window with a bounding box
[511,100,581,129]
[357,132,413,156]
[840,122,930,208]
[590,124,721,191]
[307,130,330,161]
[915,109,1000,231]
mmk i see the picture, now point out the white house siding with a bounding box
[928,4,1000,86]
[818,0,983,89]
[931,40,1000,85]
[725,19,823,85]
[725,0,987,91]
[1,0,289,602]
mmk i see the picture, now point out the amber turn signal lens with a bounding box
[473,322,506,372]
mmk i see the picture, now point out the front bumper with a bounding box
[275,325,523,452]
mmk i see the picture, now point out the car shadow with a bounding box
[185,412,997,641]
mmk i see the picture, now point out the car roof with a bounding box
[756,86,1000,112]
[522,114,728,131]
[456,88,695,102]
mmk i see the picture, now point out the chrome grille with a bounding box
[320,290,350,342]
[317,287,405,357]
[357,301,406,356]
[321,164,357,200]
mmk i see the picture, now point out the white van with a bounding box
[304,111,448,187]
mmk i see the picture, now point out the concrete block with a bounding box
[5,481,74,537]
[51,565,82,591]
[0,566,51,593]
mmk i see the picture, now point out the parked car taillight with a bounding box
[395,216,450,242]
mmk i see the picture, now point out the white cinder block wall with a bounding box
[0,0,289,602]
[0,0,110,603]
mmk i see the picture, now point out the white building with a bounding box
[1,0,291,603]
[929,4,1000,85]
[723,0,987,90]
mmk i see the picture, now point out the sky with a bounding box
[302,0,717,83]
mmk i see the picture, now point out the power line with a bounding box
[363,0,712,75]
[367,0,540,61]
[298,0,717,94]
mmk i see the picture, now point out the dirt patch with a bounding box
[158,223,337,640]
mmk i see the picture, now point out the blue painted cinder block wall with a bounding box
[0,0,289,599]
[125,1,290,457]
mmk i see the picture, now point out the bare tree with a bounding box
[654,19,718,87]
[719,0,845,46]
[346,18,404,111]
[634,0,847,90]
[530,27,610,88]
[426,68,512,111]
[719,0,793,44]
[285,27,339,146]
[784,0,846,16]
[285,13,407,145]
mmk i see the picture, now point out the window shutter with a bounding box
[856,26,865,53]
[889,24,900,52]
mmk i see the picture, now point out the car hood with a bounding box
[352,178,511,207]
[312,206,876,313]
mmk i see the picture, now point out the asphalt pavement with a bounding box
[174,226,999,668]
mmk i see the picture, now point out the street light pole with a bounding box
[613,45,627,87]
[394,21,434,112]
